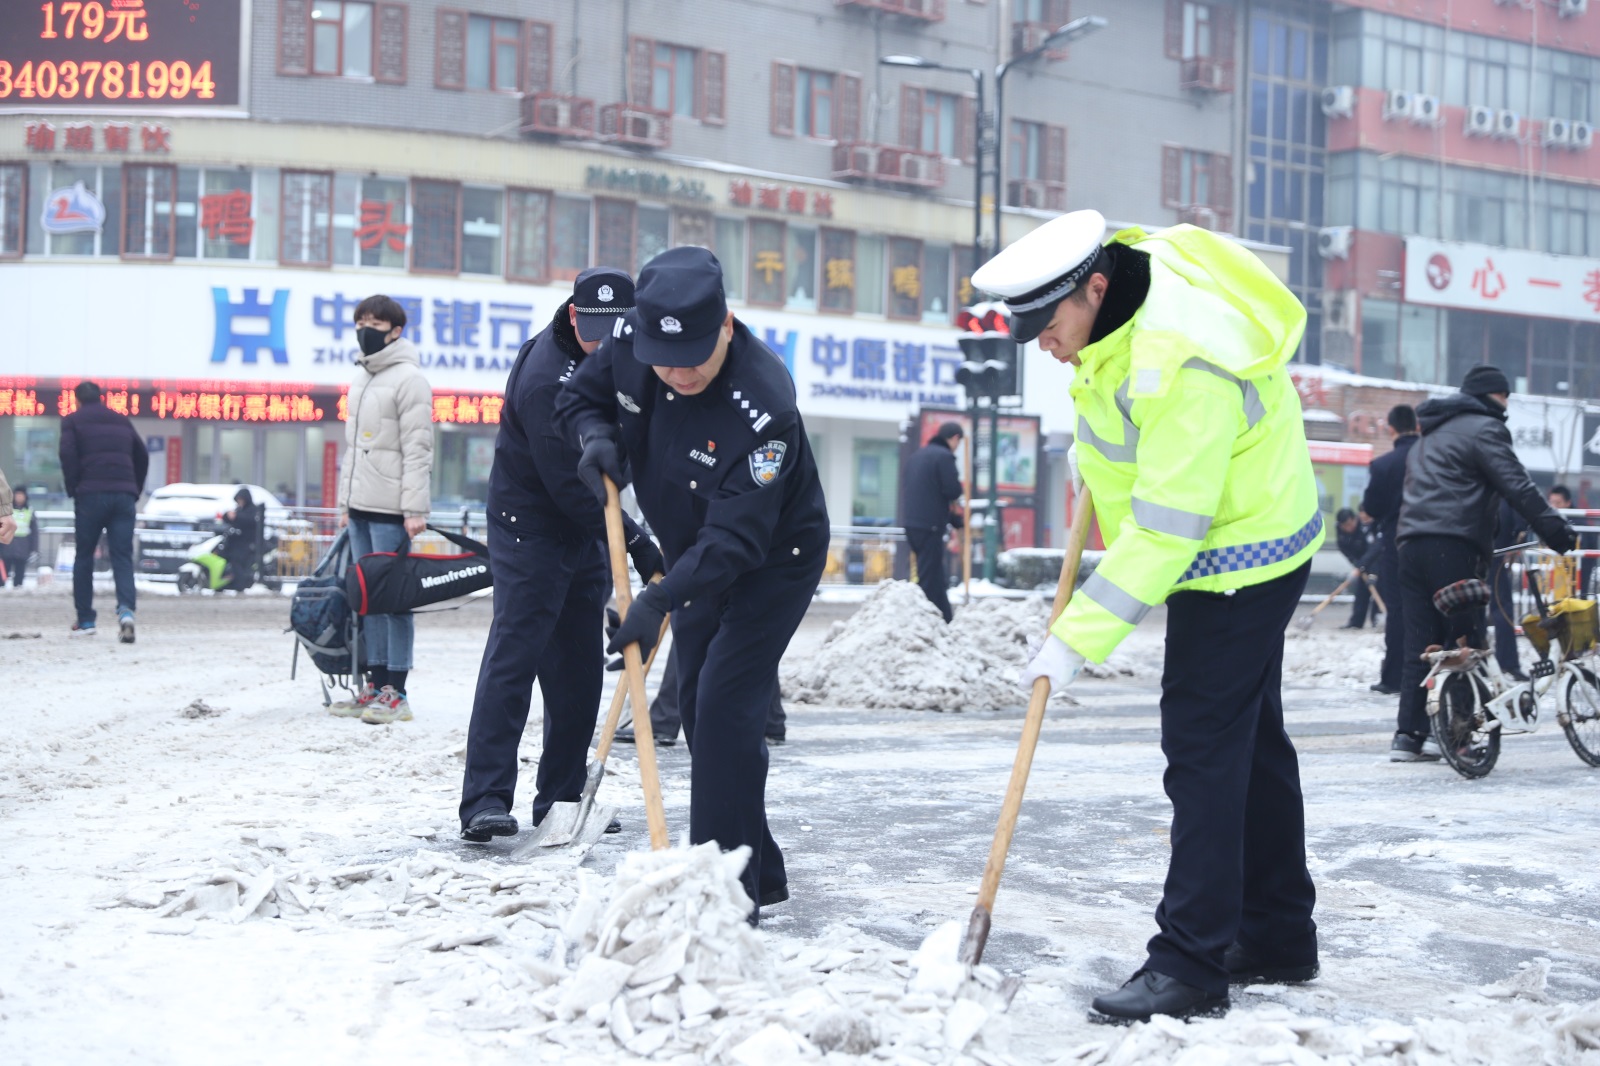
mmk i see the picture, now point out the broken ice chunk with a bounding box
[729,1023,802,1066]
[908,921,967,998]
[558,956,634,1020]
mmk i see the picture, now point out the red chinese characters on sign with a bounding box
[1289,372,1328,410]
[729,179,753,207]
[25,122,56,151]
[165,436,182,485]
[64,123,94,151]
[785,188,807,214]
[199,190,254,245]
[812,191,833,218]
[355,200,408,253]
[729,179,835,219]
[427,395,504,425]
[1585,271,1600,315]
[1471,258,1508,301]
[149,391,324,422]
[757,183,782,211]
[102,122,131,152]
[140,123,172,153]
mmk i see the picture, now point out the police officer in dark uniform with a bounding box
[556,246,829,914]
[458,268,663,843]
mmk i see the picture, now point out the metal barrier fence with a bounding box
[29,504,907,591]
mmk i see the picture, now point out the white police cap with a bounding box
[972,209,1108,341]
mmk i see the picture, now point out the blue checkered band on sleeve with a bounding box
[1177,511,1323,584]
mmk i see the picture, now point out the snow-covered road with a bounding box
[5,586,1600,1064]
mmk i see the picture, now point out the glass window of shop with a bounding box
[856,234,886,315]
[1359,299,1446,384]
[31,162,121,257]
[334,175,408,270]
[595,198,635,272]
[638,204,670,271]
[851,439,900,524]
[786,226,817,311]
[433,423,496,510]
[715,217,745,300]
[281,170,335,266]
[1544,50,1597,123]
[0,163,26,258]
[820,228,856,314]
[921,243,951,326]
[506,188,551,282]
[411,179,462,273]
[673,208,712,250]
[888,237,923,321]
[461,187,502,275]
[1,417,67,505]
[748,219,786,307]
[551,196,591,281]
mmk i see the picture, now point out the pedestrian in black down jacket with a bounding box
[1390,365,1575,762]
[901,422,966,622]
[59,380,148,642]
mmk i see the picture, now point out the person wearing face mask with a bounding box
[332,295,433,724]
[457,268,666,844]
[975,210,1324,1023]
[555,247,829,920]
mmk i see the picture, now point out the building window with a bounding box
[888,237,923,320]
[715,217,745,300]
[411,179,461,273]
[638,204,670,271]
[199,170,255,260]
[630,38,724,122]
[551,195,590,280]
[507,188,551,283]
[856,234,886,315]
[356,177,408,268]
[901,88,974,161]
[1162,146,1231,229]
[281,170,334,266]
[749,219,786,307]
[461,187,502,275]
[0,164,26,259]
[42,164,119,257]
[922,243,952,325]
[673,208,713,250]
[798,69,835,139]
[595,199,635,272]
[771,63,859,140]
[312,1,372,77]
[1008,120,1067,209]
[467,14,522,91]
[820,228,856,315]
[122,164,177,260]
[786,225,817,311]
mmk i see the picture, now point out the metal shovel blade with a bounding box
[510,759,606,857]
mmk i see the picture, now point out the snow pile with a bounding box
[1059,997,1600,1065]
[1282,625,1387,689]
[782,581,1065,712]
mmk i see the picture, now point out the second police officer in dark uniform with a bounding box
[557,246,829,915]
[458,268,663,842]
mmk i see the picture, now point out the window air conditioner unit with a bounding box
[1411,94,1441,125]
[1320,85,1355,119]
[1465,105,1497,136]
[1322,291,1359,336]
[1574,121,1595,149]
[1495,109,1522,138]
[1546,117,1575,147]
[1560,0,1587,18]
[1383,90,1414,121]
[1318,226,1352,260]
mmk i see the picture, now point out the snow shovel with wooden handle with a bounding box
[513,587,670,854]
[960,487,1096,967]
[1294,575,1354,631]
[603,475,671,851]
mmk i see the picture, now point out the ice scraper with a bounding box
[960,487,1095,967]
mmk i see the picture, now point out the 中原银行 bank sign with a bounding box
[1,264,967,422]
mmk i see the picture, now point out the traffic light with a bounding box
[954,303,1020,399]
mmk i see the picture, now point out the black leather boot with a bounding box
[1090,970,1229,1024]
[460,808,519,843]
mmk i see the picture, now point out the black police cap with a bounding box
[625,247,730,368]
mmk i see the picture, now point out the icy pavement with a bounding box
[5,591,1600,1063]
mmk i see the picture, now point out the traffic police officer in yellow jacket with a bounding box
[977,210,1324,1023]
[556,246,830,918]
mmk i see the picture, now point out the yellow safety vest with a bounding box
[1055,224,1324,662]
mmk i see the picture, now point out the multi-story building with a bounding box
[1318,0,1600,404]
[0,0,1268,546]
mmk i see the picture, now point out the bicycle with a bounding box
[1421,549,1600,779]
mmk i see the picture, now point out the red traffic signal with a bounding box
[956,304,1011,336]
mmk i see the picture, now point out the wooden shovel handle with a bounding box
[963,433,974,603]
[603,476,670,851]
[962,487,1095,965]
[595,596,671,764]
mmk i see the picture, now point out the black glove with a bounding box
[948,511,965,530]
[625,525,665,581]
[605,582,669,670]
[1536,516,1579,556]
[577,435,627,505]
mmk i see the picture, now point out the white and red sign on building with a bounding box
[1404,237,1600,323]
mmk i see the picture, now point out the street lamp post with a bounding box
[881,16,1106,581]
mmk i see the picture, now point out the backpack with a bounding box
[288,530,362,698]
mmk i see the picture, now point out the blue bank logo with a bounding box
[761,328,798,376]
[211,288,290,364]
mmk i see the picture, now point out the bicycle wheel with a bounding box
[1560,663,1600,768]
[1430,672,1500,779]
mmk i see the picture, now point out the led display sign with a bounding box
[1,1,244,111]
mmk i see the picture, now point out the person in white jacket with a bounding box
[334,295,434,724]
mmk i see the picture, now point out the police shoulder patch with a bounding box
[748,440,787,487]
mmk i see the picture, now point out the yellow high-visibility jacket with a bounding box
[1055,224,1323,662]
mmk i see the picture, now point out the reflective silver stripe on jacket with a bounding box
[1081,571,1154,626]
[1180,358,1267,429]
[1131,496,1213,540]
[1077,415,1137,463]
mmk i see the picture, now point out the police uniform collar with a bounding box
[550,298,584,359]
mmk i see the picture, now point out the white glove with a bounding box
[1021,634,1085,693]
[1066,442,1083,495]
